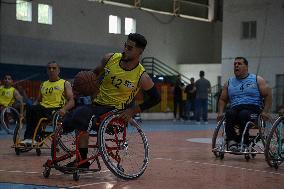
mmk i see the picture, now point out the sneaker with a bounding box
[20,139,33,145]
[195,121,201,125]
[204,121,208,125]
[228,140,239,152]
[66,160,90,169]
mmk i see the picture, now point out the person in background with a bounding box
[195,71,211,124]
[185,77,196,121]
[173,75,184,121]
[20,61,75,145]
[217,57,272,151]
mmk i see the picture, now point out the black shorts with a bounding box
[62,104,115,133]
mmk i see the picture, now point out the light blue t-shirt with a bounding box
[228,73,262,108]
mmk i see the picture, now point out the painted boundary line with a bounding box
[154,157,284,176]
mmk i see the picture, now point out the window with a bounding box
[109,15,121,34]
[38,4,53,25]
[16,0,32,22]
[125,17,136,35]
[241,21,257,39]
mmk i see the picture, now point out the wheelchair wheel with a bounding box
[13,120,31,154]
[264,116,284,168]
[1,107,20,134]
[51,124,76,174]
[258,115,273,147]
[99,114,149,180]
[212,117,226,158]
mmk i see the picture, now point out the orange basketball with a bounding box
[72,71,99,96]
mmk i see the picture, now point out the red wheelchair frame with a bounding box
[43,109,149,181]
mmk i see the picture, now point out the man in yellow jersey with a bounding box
[0,74,24,116]
[20,61,75,145]
[62,33,161,168]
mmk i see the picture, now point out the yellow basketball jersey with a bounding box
[40,79,66,108]
[0,86,16,107]
[94,53,145,109]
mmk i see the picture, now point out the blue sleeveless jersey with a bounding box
[228,73,262,108]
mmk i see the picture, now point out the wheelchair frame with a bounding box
[43,110,149,181]
[212,114,271,161]
[264,115,284,169]
[12,111,62,156]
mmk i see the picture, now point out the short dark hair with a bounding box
[235,57,248,65]
[128,33,147,49]
[47,60,59,67]
[200,71,205,77]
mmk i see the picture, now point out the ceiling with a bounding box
[92,0,216,21]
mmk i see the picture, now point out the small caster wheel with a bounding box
[273,163,279,170]
[43,167,51,178]
[15,148,20,155]
[36,148,41,156]
[220,153,224,160]
[73,171,80,181]
[245,154,250,161]
[251,154,256,159]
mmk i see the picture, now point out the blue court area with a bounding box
[140,120,216,132]
[0,120,216,139]
[0,182,63,189]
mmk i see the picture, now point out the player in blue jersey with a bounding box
[217,57,272,151]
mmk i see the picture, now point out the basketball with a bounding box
[72,71,99,96]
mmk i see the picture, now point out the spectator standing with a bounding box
[173,75,184,121]
[185,77,196,121]
[195,71,211,124]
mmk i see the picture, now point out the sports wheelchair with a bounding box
[43,109,149,181]
[12,111,62,156]
[0,106,21,135]
[212,114,272,161]
[264,115,284,169]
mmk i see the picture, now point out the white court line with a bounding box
[69,181,117,188]
[153,157,284,176]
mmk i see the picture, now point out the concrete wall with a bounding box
[221,0,284,88]
[1,0,222,70]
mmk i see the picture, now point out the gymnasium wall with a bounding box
[1,0,222,71]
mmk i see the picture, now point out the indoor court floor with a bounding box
[0,120,283,189]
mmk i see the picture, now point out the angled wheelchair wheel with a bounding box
[99,114,149,180]
[212,117,226,158]
[51,124,77,174]
[258,115,273,147]
[264,116,284,168]
[12,117,32,155]
[1,107,20,134]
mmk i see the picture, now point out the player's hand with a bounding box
[59,108,66,117]
[119,108,135,122]
[19,113,24,121]
[217,113,224,123]
[261,111,272,121]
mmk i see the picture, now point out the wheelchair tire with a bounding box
[13,122,32,154]
[212,117,226,158]
[258,115,273,147]
[264,116,284,168]
[1,107,20,135]
[50,124,76,174]
[99,114,149,180]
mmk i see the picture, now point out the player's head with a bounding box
[234,57,248,78]
[3,74,13,87]
[47,60,60,81]
[122,33,147,62]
